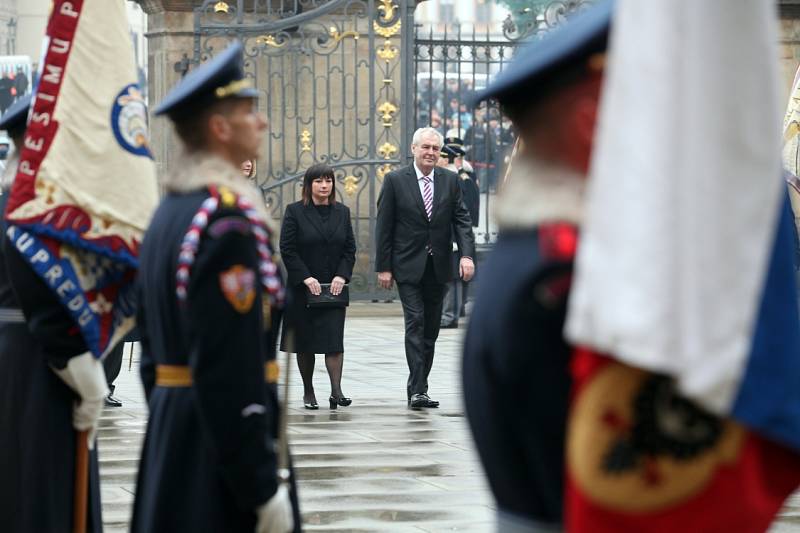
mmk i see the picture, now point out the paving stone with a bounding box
[98,304,494,531]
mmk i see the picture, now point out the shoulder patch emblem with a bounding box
[219,265,256,313]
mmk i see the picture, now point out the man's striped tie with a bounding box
[422,175,433,220]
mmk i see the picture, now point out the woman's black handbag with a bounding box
[306,284,349,308]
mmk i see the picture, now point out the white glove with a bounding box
[255,484,294,533]
[52,351,108,450]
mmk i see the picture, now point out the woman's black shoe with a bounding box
[304,400,319,410]
[329,395,352,409]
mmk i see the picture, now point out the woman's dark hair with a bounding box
[301,163,336,205]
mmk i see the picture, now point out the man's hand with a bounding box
[377,271,394,290]
[459,257,475,282]
[303,277,321,296]
[255,484,294,533]
[330,276,346,296]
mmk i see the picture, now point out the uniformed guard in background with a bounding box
[446,137,479,231]
[131,42,299,533]
[462,3,611,530]
[0,94,106,532]
[437,142,472,329]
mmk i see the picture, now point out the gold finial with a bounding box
[378,0,397,22]
[343,176,359,196]
[377,40,398,61]
[300,130,313,153]
[378,142,398,160]
[378,102,398,127]
[213,1,230,14]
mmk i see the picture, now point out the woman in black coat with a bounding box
[280,164,357,409]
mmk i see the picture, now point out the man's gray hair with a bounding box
[411,127,444,147]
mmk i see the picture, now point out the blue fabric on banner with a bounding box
[5,224,137,358]
[732,191,800,451]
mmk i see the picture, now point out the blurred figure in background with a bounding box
[241,158,256,178]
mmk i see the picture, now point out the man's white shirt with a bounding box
[413,161,434,200]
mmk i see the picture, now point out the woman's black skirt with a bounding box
[279,283,346,354]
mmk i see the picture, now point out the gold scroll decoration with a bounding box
[329,26,360,43]
[256,34,286,48]
[374,19,401,39]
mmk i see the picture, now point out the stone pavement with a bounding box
[97,302,495,532]
[96,301,800,532]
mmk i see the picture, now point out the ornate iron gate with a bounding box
[412,0,595,246]
[188,0,592,298]
[192,0,410,299]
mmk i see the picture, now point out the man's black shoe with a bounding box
[105,394,122,407]
[409,393,439,408]
[440,321,459,329]
[105,385,122,407]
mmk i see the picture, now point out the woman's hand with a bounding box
[330,276,346,296]
[304,277,322,296]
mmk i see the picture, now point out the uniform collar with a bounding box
[494,157,585,229]
[164,151,272,230]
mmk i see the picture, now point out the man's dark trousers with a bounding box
[103,342,124,388]
[397,256,447,399]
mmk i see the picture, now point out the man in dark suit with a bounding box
[375,127,475,408]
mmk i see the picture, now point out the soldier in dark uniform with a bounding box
[462,3,611,531]
[446,137,480,230]
[131,42,299,533]
[438,141,472,329]
[0,95,106,532]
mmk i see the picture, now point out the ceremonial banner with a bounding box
[5,0,158,357]
[566,0,800,451]
[563,1,800,530]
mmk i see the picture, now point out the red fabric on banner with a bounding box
[566,349,800,533]
[7,0,82,216]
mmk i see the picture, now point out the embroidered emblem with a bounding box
[567,362,743,512]
[219,265,256,313]
[111,84,151,158]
